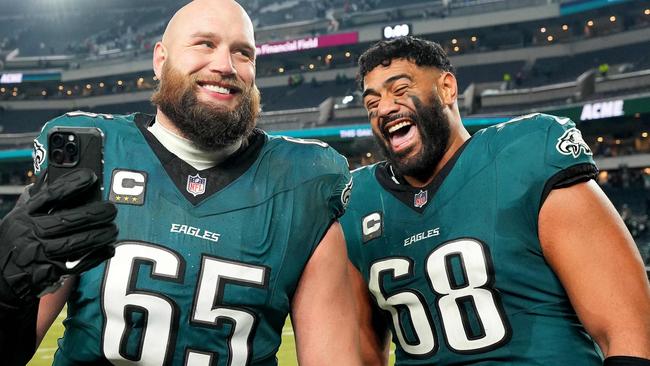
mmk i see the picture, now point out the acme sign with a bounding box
[580,100,624,121]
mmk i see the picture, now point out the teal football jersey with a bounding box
[33,111,352,365]
[341,114,601,365]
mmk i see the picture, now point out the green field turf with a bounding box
[28,309,299,365]
[29,309,396,365]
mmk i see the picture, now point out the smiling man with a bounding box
[32,1,361,365]
[341,36,650,365]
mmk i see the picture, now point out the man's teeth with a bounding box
[388,121,412,134]
[202,84,231,94]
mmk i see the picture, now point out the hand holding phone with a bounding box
[0,168,118,304]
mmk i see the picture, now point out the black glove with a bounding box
[0,168,118,309]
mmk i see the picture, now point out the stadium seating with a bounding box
[456,61,526,91]
[526,41,650,87]
[261,78,356,111]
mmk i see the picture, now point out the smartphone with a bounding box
[47,126,105,200]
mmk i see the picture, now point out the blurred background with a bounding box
[0,0,649,361]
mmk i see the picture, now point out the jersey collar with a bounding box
[134,113,266,206]
[375,137,472,214]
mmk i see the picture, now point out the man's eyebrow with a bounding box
[383,73,412,87]
[362,88,379,100]
[362,73,413,100]
[188,32,255,54]
[189,31,218,39]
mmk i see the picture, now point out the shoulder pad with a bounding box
[478,113,593,166]
[265,135,349,181]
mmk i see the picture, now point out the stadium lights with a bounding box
[610,16,616,22]
[562,24,569,31]
[599,171,609,180]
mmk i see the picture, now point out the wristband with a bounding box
[604,356,650,366]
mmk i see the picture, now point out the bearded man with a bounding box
[341,36,650,366]
[33,1,362,365]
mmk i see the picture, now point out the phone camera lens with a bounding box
[51,134,65,148]
[65,142,78,155]
[51,149,64,164]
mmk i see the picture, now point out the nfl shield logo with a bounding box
[414,190,428,208]
[186,174,207,197]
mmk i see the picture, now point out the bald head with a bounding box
[152,0,257,83]
[162,0,255,47]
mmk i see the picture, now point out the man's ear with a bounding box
[437,71,458,106]
[152,42,167,80]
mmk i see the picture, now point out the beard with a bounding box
[375,96,451,182]
[151,62,260,151]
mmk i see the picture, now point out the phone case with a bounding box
[47,126,105,198]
